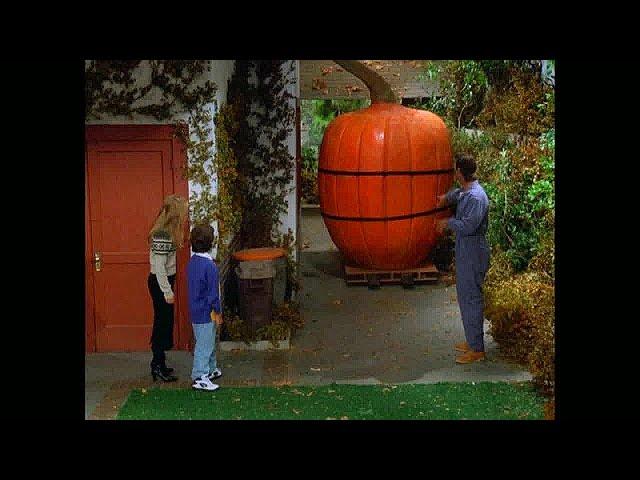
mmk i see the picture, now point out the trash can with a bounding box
[233,248,287,306]
[235,260,275,335]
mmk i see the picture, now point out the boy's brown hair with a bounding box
[190,224,215,253]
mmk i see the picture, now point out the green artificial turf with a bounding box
[117,382,546,420]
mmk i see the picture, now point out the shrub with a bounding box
[544,399,555,420]
[256,321,290,348]
[301,168,319,204]
[272,301,304,332]
[484,270,554,395]
[223,312,255,344]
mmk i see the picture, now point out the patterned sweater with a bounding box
[149,230,177,300]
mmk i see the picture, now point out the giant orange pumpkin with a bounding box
[318,86,454,270]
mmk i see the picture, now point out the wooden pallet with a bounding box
[345,262,440,288]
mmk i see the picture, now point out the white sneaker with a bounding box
[192,374,220,392]
[208,368,222,381]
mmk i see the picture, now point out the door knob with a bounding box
[94,252,102,272]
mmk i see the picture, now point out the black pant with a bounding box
[148,273,176,365]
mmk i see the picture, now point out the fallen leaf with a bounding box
[310,367,321,372]
[340,416,349,420]
[141,388,147,394]
[293,409,301,415]
[326,417,337,420]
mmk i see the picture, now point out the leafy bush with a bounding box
[256,321,290,348]
[484,270,554,395]
[417,61,555,400]
[223,312,254,344]
[300,99,369,204]
[272,301,304,332]
[301,146,319,204]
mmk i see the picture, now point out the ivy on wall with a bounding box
[219,60,299,297]
[85,60,220,232]
[85,60,218,121]
[86,59,300,315]
[236,60,297,250]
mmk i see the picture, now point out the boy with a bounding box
[187,224,224,391]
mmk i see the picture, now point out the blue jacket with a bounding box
[187,253,221,324]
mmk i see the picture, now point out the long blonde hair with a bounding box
[148,194,189,249]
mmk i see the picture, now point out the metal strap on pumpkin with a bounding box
[318,167,454,176]
[321,205,451,222]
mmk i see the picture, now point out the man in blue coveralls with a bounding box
[436,153,490,364]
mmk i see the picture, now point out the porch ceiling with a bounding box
[299,60,440,101]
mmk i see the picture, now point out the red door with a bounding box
[85,125,190,352]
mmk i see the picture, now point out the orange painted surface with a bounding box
[233,248,286,261]
[318,103,454,270]
[85,125,189,352]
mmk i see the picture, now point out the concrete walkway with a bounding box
[85,208,531,419]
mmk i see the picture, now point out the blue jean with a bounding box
[191,321,218,380]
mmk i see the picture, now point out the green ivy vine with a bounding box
[86,59,300,322]
[85,60,220,233]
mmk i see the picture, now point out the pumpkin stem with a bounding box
[333,60,399,104]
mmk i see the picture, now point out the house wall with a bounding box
[85,60,300,259]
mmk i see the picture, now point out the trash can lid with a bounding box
[232,247,286,261]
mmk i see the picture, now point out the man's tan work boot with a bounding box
[455,342,471,353]
[455,350,486,364]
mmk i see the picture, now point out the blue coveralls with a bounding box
[445,181,490,352]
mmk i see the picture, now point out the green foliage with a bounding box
[304,98,370,147]
[301,146,319,204]
[300,99,368,203]
[212,102,243,258]
[273,228,301,296]
[484,271,555,396]
[422,60,555,397]
[272,301,304,332]
[256,321,290,348]
[86,60,218,121]
[419,60,488,128]
[222,300,301,347]
[231,60,297,249]
[222,312,253,344]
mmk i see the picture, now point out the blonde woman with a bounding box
[148,194,189,382]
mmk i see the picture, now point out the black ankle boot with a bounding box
[151,363,177,382]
